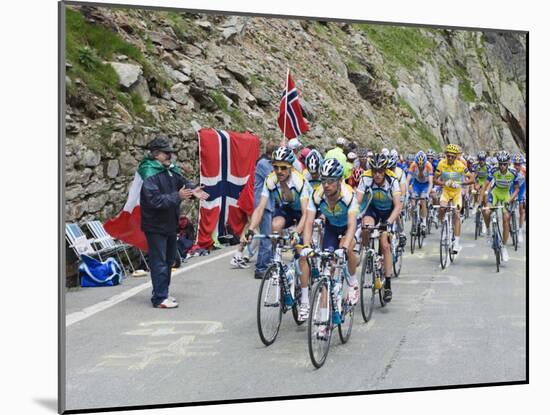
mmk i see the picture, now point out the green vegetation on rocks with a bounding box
[355,24,436,70]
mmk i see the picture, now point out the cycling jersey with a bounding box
[407,162,434,184]
[487,167,518,205]
[436,158,468,197]
[261,169,311,212]
[474,162,490,185]
[302,169,322,193]
[392,166,407,187]
[357,169,401,212]
[308,182,359,228]
[429,158,439,171]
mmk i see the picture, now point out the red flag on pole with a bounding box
[278,70,309,139]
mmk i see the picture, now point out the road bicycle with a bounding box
[438,201,458,269]
[256,233,307,346]
[307,247,355,368]
[409,197,427,254]
[482,205,505,272]
[359,223,392,323]
[426,199,438,235]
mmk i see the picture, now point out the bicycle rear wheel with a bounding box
[308,279,332,368]
[440,220,449,269]
[360,253,375,322]
[257,264,283,346]
[410,215,417,254]
[338,277,354,344]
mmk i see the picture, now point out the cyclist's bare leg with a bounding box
[341,238,358,276]
[361,216,375,248]
[454,206,462,237]
[380,233,392,278]
[420,198,428,223]
[503,210,511,244]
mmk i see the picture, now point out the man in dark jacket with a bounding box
[140,135,208,308]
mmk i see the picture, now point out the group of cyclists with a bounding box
[230,136,527,324]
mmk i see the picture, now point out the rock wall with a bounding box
[64,6,526,225]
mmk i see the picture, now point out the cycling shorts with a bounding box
[411,181,430,198]
[440,190,462,209]
[488,190,510,206]
[273,206,302,229]
[517,186,526,203]
[322,223,348,250]
[365,206,392,224]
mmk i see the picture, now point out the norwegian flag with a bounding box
[278,70,309,139]
[197,129,260,248]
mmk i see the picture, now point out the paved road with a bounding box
[64,218,526,411]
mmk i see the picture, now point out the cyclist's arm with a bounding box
[433,171,444,186]
[355,189,364,206]
[463,171,475,186]
[510,183,520,202]
[295,196,310,234]
[387,192,402,224]
[301,208,316,247]
[341,211,358,249]
[248,195,268,232]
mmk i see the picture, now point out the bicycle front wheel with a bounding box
[393,246,403,277]
[257,264,283,346]
[440,220,449,269]
[338,277,354,344]
[511,212,518,251]
[360,254,375,323]
[308,279,332,368]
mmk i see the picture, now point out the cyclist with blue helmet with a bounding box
[511,153,526,243]
[406,150,434,232]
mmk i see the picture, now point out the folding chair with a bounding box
[85,220,137,275]
[65,223,129,275]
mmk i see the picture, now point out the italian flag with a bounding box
[104,157,182,252]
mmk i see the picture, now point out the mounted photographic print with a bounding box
[59,0,527,413]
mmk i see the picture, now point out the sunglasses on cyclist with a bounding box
[498,162,508,166]
[273,165,289,171]
[321,178,339,185]
[372,168,385,175]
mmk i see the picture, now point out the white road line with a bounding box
[66,249,237,327]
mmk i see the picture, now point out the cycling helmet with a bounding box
[512,153,524,165]
[381,148,390,156]
[388,152,398,169]
[467,156,476,164]
[357,147,369,158]
[438,153,445,159]
[426,149,436,157]
[477,151,487,161]
[496,150,510,163]
[352,167,364,183]
[320,158,344,179]
[272,146,295,164]
[445,143,461,154]
[305,149,323,174]
[406,153,415,163]
[369,153,389,170]
[415,151,427,167]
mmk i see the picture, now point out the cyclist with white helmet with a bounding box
[481,150,520,262]
[303,149,323,193]
[356,154,403,302]
[406,150,434,232]
[247,145,312,320]
[301,158,361,315]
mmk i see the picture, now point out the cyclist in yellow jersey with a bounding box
[434,144,474,253]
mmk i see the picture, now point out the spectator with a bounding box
[288,138,305,172]
[326,137,352,179]
[140,135,209,308]
[253,141,277,279]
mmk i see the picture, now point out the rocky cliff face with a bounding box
[64,5,526,224]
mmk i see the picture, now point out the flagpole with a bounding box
[283,67,290,145]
